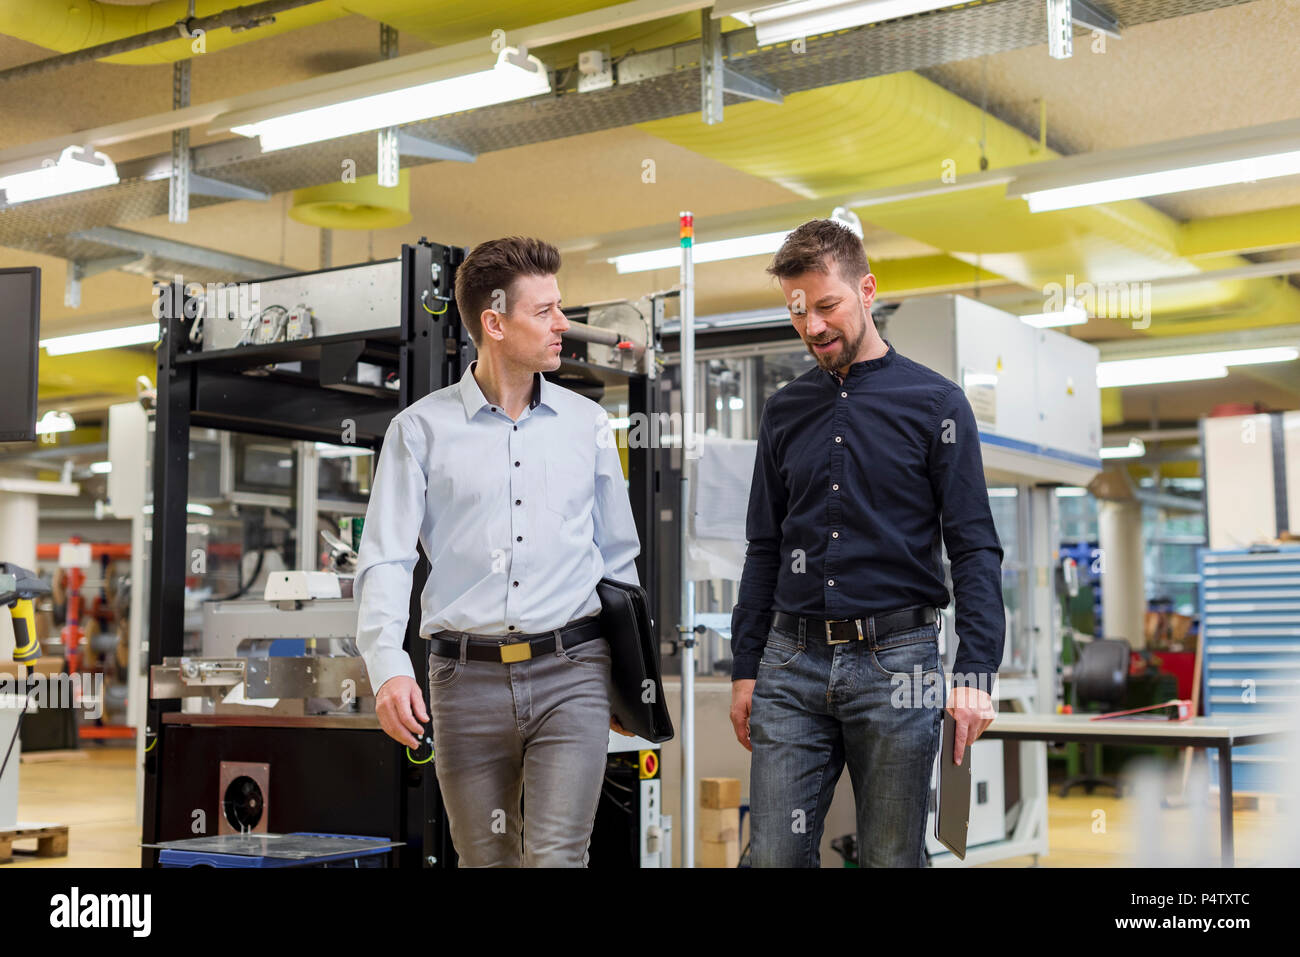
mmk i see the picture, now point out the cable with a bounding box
[236,304,288,346]
[0,681,31,782]
[213,511,269,602]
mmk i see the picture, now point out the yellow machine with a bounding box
[1,563,49,665]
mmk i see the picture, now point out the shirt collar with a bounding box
[828,340,896,386]
[458,360,553,420]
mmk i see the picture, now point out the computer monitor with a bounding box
[0,267,41,442]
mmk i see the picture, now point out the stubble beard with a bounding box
[806,301,868,374]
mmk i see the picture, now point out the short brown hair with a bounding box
[454,236,561,345]
[767,219,870,285]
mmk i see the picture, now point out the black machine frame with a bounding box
[141,239,660,867]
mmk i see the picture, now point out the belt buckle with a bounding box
[824,619,862,645]
[500,641,532,663]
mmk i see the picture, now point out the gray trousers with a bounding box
[427,630,612,867]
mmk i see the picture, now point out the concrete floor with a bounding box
[5,742,1286,868]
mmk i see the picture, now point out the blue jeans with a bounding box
[749,616,946,867]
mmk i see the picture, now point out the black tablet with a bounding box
[935,710,972,860]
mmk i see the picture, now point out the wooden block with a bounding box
[698,839,739,868]
[38,829,68,857]
[20,749,89,764]
[698,806,739,842]
[699,777,741,809]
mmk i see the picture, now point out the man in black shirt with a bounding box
[729,219,1004,867]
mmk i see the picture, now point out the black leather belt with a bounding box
[427,616,602,663]
[773,606,937,645]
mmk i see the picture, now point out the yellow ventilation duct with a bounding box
[0,0,691,66]
[0,0,348,64]
[638,71,1300,336]
[289,170,411,230]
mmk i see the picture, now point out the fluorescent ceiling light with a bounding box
[735,0,953,45]
[35,411,76,435]
[187,503,214,516]
[0,145,119,205]
[1021,149,1300,212]
[1101,438,1145,459]
[1054,486,1089,497]
[40,322,158,356]
[1097,346,1299,388]
[315,443,373,458]
[610,229,792,273]
[231,49,551,152]
[89,461,112,474]
[987,487,1018,498]
[1020,302,1088,328]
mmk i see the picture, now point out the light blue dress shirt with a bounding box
[353,360,641,694]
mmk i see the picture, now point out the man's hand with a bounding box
[730,679,756,752]
[945,684,995,766]
[610,716,634,737]
[376,675,428,750]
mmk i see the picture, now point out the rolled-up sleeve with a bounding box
[731,409,786,681]
[927,386,1005,694]
[593,411,641,586]
[354,416,427,695]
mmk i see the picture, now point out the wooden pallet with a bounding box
[0,822,68,864]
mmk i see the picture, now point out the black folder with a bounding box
[596,577,674,744]
[935,711,971,860]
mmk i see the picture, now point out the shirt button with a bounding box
[834,436,842,443]
[832,531,839,539]
[516,536,523,542]
[514,461,520,467]
[508,625,516,631]
[828,579,835,586]
[841,391,847,398]
[832,484,839,491]
[512,581,519,587]
[490,407,496,412]
[515,499,521,506]
[513,426,517,431]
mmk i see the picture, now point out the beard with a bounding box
[804,302,868,373]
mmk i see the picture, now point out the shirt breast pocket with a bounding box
[545,448,594,520]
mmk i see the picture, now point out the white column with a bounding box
[1098,499,1146,649]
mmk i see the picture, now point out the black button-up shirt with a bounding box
[731,343,1005,689]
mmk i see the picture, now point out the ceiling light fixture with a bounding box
[0,145,119,205]
[609,229,792,273]
[713,0,955,45]
[40,322,159,356]
[1096,347,1299,388]
[225,48,551,152]
[1020,301,1088,328]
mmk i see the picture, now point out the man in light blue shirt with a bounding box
[353,236,640,866]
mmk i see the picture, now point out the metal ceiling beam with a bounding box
[68,227,285,280]
[65,254,144,308]
[188,173,271,201]
[1098,324,1300,361]
[397,133,476,164]
[0,0,713,166]
[1072,0,1123,37]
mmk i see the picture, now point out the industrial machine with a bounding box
[142,241,670,867]
[1,562,51,830]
